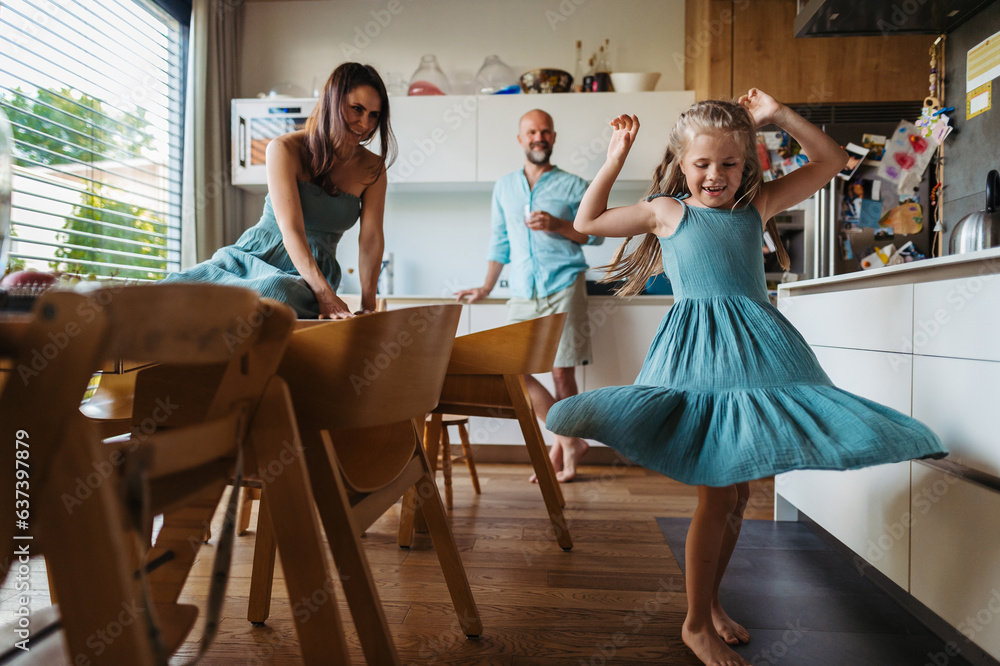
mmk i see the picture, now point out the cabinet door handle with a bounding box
[239,117,246,168]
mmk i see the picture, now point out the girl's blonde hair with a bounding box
[603,99,789,297]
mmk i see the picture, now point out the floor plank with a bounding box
[0,463,768,664]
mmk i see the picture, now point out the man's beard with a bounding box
[526,143,551,165]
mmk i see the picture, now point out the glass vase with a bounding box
[408,55,450,96]
[475,55,519,95]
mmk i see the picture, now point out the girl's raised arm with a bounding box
[575,114,664,238]
[742,89,848,222]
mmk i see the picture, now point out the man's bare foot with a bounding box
[711,602,750,644]
[555,437,589,482]
[682,622,750,666]
[529,441,564,483]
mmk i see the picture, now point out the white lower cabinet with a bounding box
[910,463,1000,662]
[913,354,1000,478]
[779,283,913,353]
[778,258,1000,662]
[913,275,1000,362]
[778,346,914,589]
[582,297,666,391]
[777,464,912,589]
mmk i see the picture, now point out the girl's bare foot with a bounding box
[682,622,750,666]
[711,602,750,644]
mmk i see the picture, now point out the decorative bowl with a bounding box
[609,72,661,93]
[519,68,573,94]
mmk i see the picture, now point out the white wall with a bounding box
[240,0,686,99]
[239,0,684,295]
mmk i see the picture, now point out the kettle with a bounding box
[949,170,1000,254]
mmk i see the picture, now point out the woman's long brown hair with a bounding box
[303,62,397,195]
[603,99,789,297]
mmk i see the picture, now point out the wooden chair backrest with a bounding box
[91,283,269,365]
[446,313,567,375]
[278,305,461,493]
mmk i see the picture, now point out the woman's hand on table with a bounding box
[317,293,355,319]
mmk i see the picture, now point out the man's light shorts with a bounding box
[506,273,592,368]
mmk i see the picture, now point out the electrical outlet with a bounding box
[499,279,509,288]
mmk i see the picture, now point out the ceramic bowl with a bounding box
[609,72,661,93]
[519,69,573,94]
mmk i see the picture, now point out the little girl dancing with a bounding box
[546,89,946,666]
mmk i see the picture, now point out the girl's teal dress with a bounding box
[546,196,947,487]
[165,181,360,318]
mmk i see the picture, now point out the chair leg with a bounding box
[399,414,443,546]
[238,486,259,536]
[304,430,402,666]
[246,378,351,664]
[397,487,417,548]
[39,419,156,665]
[247,491,277,626]
[504,374,574,551]
[457,423,481,495]
[441,426,453,510]
[411,428,483,638]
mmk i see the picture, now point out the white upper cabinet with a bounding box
[387,95,479,185]
[232,92,695,189]
[476,91,694,183]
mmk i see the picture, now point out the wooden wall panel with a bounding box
[684,0,733,101]
[731,0,934,104]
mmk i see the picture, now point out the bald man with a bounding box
[456,109,602,482]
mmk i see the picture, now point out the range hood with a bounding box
[794,0,995,37]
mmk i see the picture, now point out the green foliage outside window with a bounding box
[2,86,167,280]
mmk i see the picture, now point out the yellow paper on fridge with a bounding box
[878,203,923,235]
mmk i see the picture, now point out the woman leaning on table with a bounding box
[166,62,396,319]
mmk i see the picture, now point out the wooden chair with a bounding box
[425,413,481,510]
[0,284,349,664]
[400,313,574,550]
[234,294,387,536]
[247,304,482,665]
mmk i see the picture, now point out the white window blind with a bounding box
[0,0,185,281]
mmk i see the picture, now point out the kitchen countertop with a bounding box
[778,246,1000,296]
[382,294,675,306]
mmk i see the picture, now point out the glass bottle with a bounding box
[594,46,612,92]
[475,55,519,95]
[408,54,450,96]
[582,56,596,93]
[573,40,584,93]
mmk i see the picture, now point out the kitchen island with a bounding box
[776,246,1000,665]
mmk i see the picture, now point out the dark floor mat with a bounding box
[656,517,972,666]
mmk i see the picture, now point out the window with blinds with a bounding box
[0,0,185,281]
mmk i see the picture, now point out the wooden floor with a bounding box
[3,462,775,665]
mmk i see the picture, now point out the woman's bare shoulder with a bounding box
[266,131,309,178]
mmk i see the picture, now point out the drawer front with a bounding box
[779,284,913,353]
[583,301,665,392]
[913,275,1000,362]
[779,346,913,588]
[777,463,912,589]
[913,355,1000,478]
[910,464,1000,662]
[811,346,912,415]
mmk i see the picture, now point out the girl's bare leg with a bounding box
[681,485,750,666]
[711,482,751,644]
